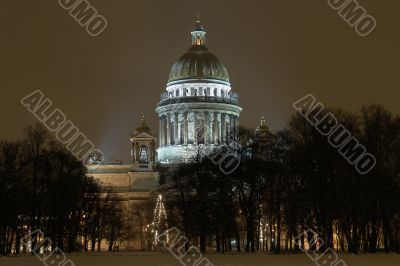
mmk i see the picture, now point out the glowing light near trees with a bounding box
[151,194,169,246]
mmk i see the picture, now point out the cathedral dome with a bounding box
[157,20,242,164]
[168,46,229,83]
[167,21,229,84]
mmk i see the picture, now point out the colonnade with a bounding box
[159,111,238,147]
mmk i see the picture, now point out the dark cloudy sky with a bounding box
[1,0,399,162]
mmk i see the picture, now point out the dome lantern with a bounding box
[191,20,206,46]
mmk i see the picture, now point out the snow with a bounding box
[0,252,399,266]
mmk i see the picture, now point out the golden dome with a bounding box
[167,21,230,84]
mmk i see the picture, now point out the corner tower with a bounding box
[130,116,156,171]
[156,20,242,163]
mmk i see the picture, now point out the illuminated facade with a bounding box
[156,20,242,163]
[85,20,244,250]
[86,116,159,250]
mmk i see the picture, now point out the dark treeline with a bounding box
[163,104,400,254]
[0,124,123,255]
[1,104,400,255]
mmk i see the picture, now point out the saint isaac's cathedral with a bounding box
[86,20,267,249]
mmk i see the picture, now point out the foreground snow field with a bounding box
[0,252,399,266]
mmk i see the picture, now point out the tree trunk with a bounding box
[236,229,241,252]
[216,231,221,252]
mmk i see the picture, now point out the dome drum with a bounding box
[159,92,239,106]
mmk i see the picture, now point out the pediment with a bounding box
[132,131,155,139]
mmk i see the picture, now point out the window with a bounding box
[176,90,180,96]
[205,87,211,96]
[191,87,195,96]
[170,123,175,145]
[197,126,205,144]
[139,145,148,163]
[179,122,184,144]
[188,122,194,144]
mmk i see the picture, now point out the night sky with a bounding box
[1,0,399,162]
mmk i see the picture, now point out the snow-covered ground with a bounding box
[1,252,399,266]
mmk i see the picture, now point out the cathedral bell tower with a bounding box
[255,117,272,161]
[130,116,156,171]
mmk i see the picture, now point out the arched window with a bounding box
[139,145,148,163]
[176,90,180,96]
[179,121,184,144]
[187,113,195,144]
[213,88,217,96]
